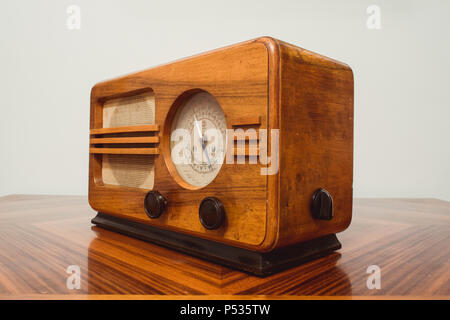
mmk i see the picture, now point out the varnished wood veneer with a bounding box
[0,196,448,298]
[89,148,159,155]
[90,124,159,135]
[90,137,160,144]
[89,40,270,248]
[88,37,354,253]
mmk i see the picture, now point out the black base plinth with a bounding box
[91,212,341,276]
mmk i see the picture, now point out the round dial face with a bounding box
[170,91,227,188]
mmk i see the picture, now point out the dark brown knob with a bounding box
[311,188,333,220]
[199,197,225,230]
[144,191,167,219]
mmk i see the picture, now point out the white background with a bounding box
[1,0,449,200]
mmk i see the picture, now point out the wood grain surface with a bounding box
[88,37,354,252]
[89,40,272,249]
[0,195,448,299]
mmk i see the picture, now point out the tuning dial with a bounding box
[311,188,333,220]
[144,191,167,219]
[199,197,225,230]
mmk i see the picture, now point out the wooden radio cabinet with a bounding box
[89,37,354,276]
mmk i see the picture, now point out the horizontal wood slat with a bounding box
[90,125,159,135]
[89,148,159,155]
[232,116,261,127]
[233,132,259,141]
[233,146,259,156]
[90,137,159,144]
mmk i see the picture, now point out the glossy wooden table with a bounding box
[0,195,448,299]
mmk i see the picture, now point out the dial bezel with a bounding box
[163,89,228,190]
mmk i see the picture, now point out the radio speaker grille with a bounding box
[102,154,155,189]
[100,90,156,189]
[103,91,155,128]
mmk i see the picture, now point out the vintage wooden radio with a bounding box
[89,37,354,276]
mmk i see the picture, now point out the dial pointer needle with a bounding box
[194,114,212,169]
[193,114,203,140]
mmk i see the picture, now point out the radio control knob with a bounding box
[311,188,333,220]
[144,191,167,219]
[199,197,225,230]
